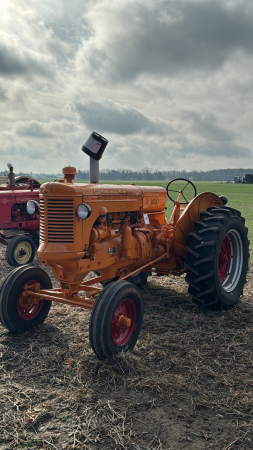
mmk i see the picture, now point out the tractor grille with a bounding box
[40,199,45,242]
[40,198,74,243]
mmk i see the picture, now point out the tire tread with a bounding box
[185,206,249,309]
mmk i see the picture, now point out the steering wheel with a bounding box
[166,178,197,205]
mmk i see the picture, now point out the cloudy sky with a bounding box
[1,0,253,174]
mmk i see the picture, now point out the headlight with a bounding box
[76,203,91,219]
[27,200,39,215]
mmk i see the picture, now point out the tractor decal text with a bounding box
[150,198,159,206]
[94,189,127,195]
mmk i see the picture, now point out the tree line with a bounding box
[75,167,253,182]
[1,167,253,182]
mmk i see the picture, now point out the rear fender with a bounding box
[174,192,224,246]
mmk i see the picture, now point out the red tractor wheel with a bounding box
[89,281,143,358]
[185,206,249,309]
[0,266,52,332]
[6,235,36,266]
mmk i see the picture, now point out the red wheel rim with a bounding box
[17,279,44,320]
[111,298,137,346]
[219,237,231,282]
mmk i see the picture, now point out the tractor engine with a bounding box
[11,202,32,223]
[87,200,167,263]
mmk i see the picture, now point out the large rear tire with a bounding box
[89,281,143,358]
[0,266,52,332]
[185,206,249,309]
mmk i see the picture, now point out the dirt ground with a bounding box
[0,247,253,450]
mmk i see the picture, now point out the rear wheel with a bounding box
[0,266,52,332]
[89,281,143,358]
[6,235,36,266]
[185,206,249,309]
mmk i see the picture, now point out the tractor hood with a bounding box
[39,181,167,213]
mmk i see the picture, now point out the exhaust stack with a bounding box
[7,163,15,190]
[82,132,108,184]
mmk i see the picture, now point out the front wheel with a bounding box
[89,281,143,358]
[6,235,36,266]
[0,266,52,332]
[185,206,249,309]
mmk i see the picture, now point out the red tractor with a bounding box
[0,164,40,266]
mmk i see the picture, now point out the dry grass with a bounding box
[0,252,253,449]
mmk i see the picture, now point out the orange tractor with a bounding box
[0,133,249,358]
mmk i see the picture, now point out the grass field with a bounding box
[39,178,253,260]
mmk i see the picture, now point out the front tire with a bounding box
[6,235,36,266]
[0,266,52,332]
[185,206,249,309]
[89,281,143,358]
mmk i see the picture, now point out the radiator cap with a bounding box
[62,166,77,183]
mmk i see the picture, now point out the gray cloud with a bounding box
[76,0,253,83]
[183,111,237,142]
[178,141,251,158]
[75,99,168,135]
[0,41,55,79]
[0,87,8,102]
[16,121,54,139]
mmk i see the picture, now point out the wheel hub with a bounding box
[117,314,131,329]
[111,298,136,346]
[17,281,44,320]
[14,241,32,264]
[219,237,231,282]
[219,229,243,292]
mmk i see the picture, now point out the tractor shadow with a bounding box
[138,274,252,342]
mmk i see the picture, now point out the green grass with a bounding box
[38,179,253,260]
